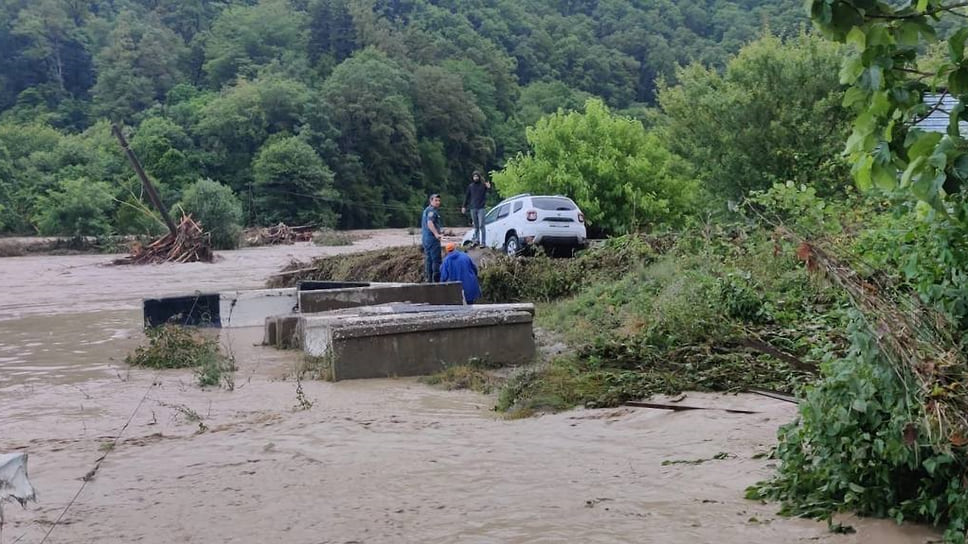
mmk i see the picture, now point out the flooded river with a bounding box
[0,233,940,543]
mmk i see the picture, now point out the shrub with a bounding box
[34,178,115,237]
[126,324,236,388]
[177,178,243,249]
[478,234,657,303]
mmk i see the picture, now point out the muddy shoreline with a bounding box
[0,232,939,543]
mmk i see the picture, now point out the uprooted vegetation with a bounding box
[268,245,425,287]
[125,324,236,389]
[494,225,844,417]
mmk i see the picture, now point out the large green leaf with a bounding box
[853,154,874,190]
[950,28,968,63]
[911,171,947,213]
[901,156,926,188]
[953,153,968,181]
[897,21,921,47]
[871,162,897,190]
[948,66,968,94]
[840,55,865,84]
[907,131,942,161]
[948,101,965,137]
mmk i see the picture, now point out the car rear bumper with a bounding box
[525,232,587,247]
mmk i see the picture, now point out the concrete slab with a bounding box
[263,314,301,348]
[301,305,536,380]
[143,293,221,327]
[298,282,465,313]
[297,280,371,291]
[219,288,298,328]
[143,288,297,328]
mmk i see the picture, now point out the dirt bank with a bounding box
[0,237,940,544]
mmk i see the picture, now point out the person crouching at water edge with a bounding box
[441,242,481,304]
[421,193,444,282]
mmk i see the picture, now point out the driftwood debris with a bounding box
[114,214,213,265]
[245,223,313,246]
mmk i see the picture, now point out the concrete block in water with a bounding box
[298,282,465,314]
[264,314,301,348]
[144,293,221,327]
[219,288,298,328]
[300,304,536,381]
[144,288,297,328]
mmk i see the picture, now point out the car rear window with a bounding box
[531,197,577,211]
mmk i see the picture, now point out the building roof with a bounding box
[914,92,968,134]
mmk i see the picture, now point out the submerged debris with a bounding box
[244,223,313,246]
[113,214,213,265]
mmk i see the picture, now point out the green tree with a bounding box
[195,76,311,189]
[321,48,418,227]
[178,178,243,249]
[251,136,338,227]
[92,13,185,121]
[203,0,308,88]
[658,33,851,202]
[130,115,197,191]
[11,0,93,96]
[34,177,114,237]
[493,98,698,234]
[517,80,591,127]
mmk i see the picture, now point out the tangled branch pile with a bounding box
[750,238,968,542]
[798,241,968,449]
[244,223,313,246]
[267,245,425,287]
[114,214,213,265]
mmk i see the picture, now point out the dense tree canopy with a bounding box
[659,33,853,201]
[0,0,808,234]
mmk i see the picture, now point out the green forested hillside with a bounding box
[0,0,804,235]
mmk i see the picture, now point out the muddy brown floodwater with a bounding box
[0,231,942,544]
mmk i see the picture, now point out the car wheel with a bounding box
[504,233,520,256]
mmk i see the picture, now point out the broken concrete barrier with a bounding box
[143,282,436,328]
[143,288,298,328]
[263,314,301,348]
[298,282,465,313]
[300,304,536,380]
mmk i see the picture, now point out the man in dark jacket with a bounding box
[440,243,481,304]
[461,171,490,247]
[421,193,444,282]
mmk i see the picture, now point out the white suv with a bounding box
[461,194,588,256]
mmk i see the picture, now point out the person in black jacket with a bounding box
[461,171,490,247]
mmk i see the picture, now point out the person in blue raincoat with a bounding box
[440,243,481,304]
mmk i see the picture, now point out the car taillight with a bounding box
[526,210,537,221]
[578,212,584,223]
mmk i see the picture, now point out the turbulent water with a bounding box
[0,233,939,543]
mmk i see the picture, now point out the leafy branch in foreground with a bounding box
[812,0,968,215]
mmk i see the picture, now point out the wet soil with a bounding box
[0,230,941,544]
